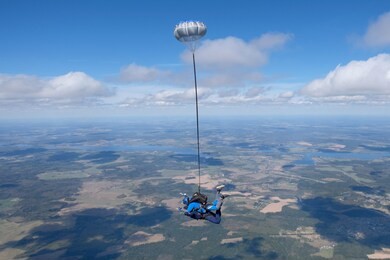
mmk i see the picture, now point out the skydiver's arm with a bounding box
[186,202,200,213]
[187,202,207,214]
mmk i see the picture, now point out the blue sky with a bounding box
[1,0,390,118]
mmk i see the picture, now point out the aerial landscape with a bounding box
[1,0,390,259]
[0,117,389,259]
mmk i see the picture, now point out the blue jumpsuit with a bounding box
[182,193,223,224]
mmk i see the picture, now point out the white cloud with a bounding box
[116,33,294,108]
[0,75,44,99]
[192,36,267,69]
[116,33,292,93]
[278,91,295,99]
[0,72,112,103]
[204,90,270,105]
[121,88,212,106]
[200,71,263,88]
[311,95,367,102]
[251,33,294,50]
[217,88,240,98]
[245,87,265,98]
[45,72,111,99]
[301,54,390,99]
[362,12,390,47]
[181,33,293,70]
[119,86,296,107]
[119,63,169,83]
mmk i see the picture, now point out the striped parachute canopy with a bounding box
[174,21,207,52]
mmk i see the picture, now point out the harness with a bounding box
[188,192,208,206]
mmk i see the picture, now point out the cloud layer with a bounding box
[120,86,298,108]
[117,33,292,90]
[117,33,295,107]
[2,25,389,116]
[181,33,293,70]
[301,54,390,100]
[0,72,112,104]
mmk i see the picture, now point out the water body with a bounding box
[65,144,196,154]
[293,151,390,166]
[293,153,316,166]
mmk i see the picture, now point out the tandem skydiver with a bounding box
[179,185,228,224]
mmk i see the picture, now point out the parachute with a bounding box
[174,21,207,193]
[174,21,207,52]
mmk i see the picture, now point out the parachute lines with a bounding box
[192,52,202,194]
[174,21,207,193]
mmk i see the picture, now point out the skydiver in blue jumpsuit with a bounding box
[179,185,227,224]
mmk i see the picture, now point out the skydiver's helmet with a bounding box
[189,192,208,205]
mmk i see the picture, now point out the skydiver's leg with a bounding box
[204,186,225,223]
[204,211,221,224]
[207,189,224,211]
[216,208,221,218]
[215,184,226,208]
[207,198,223,211]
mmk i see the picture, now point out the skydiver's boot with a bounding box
[216,185,225,193]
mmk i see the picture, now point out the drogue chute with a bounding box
[174,21,207,52]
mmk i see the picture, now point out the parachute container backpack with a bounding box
[174,21,207,193]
